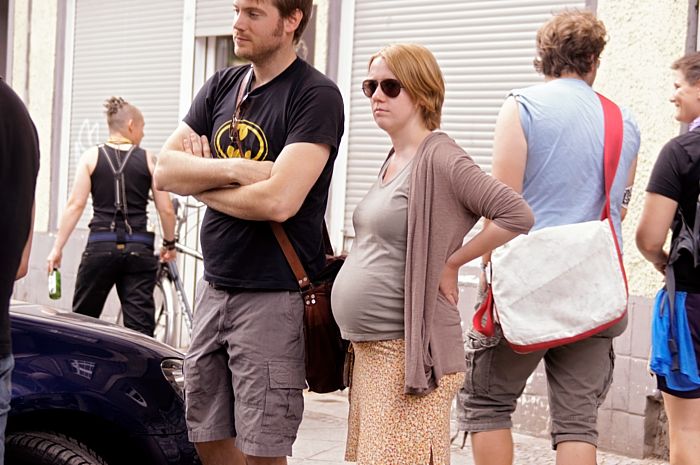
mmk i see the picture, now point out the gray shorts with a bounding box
[184,281,306,457]
[456,326,615,448]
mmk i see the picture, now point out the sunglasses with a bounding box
[229,89,251,154]
[361,79,403,98]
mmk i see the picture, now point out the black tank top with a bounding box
[88,145,151,232]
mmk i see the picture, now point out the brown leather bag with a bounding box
[270,222,348,393]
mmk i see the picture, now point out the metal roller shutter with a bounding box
[344,0,585,238]
[67,0,184,227]
[195,0,232,37]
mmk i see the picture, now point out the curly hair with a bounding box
[672,52,700,85]
[104,96,126,115]
[534,10,607,78]
[368,44,445,131]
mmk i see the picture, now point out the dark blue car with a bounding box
[6,302,199,465]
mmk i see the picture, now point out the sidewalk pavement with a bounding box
[290,391,669,465]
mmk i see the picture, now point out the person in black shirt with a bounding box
[47,97,176,336]
[154,1,344,463]
[637,52,700,465]
[0,78,40,465]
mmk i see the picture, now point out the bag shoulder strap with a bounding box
[663,179,700,361]
[270,221,335,291]
[695,179,700,261]
[596,93,624,220]
[236,66,253,108]
[597,93,628,296]
[270,222,311,291]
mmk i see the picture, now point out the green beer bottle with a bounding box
[48,268,61,300]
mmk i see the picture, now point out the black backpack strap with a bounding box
[693,179,700,267]
[663,178,700,371]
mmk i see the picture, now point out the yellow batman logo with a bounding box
[214,119,269,160]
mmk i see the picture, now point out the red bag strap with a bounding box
[596,93,624,221]
[596,92,628,295]
[472,286,495,337]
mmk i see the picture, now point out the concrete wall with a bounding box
[11,0,58,234]
[10,0,65,310]
[596,0,689,299]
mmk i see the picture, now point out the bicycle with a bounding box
[152,197,204,348]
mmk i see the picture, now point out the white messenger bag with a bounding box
[473,93,629,353]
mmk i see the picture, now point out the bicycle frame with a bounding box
[165,261,193,330]
[152,197,205,348]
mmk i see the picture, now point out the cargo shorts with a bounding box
[184,281,306,457]
[456,326,615,448]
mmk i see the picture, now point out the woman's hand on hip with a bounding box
[438,264,459,306]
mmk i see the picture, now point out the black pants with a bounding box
[73,241,158,336]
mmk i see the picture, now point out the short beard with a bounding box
[235,18,285,64]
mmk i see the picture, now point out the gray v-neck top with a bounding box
[331,157,412,341]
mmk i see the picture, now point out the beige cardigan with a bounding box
[404,132,534,395]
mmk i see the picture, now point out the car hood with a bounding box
[10,302,183,358]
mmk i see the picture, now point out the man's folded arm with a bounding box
[153,121,272,195]
[196,142,330,222]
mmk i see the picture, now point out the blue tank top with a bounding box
[512,78,640,243]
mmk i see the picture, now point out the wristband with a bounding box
[621,185,633,209]
[162,239,176,251]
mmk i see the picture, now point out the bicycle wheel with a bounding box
[153,275,179,347]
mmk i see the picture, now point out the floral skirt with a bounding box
[345,339,464,465]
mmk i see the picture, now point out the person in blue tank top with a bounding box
[457,10,640,465]
[46,97,177,336]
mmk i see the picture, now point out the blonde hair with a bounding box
[103,96,141,131]
[369,44,445,131]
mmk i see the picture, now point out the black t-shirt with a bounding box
[647,129,700,292]
[0,79,40,354]
[184,58,344,290]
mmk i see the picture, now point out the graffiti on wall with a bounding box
[74,119,101,163]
